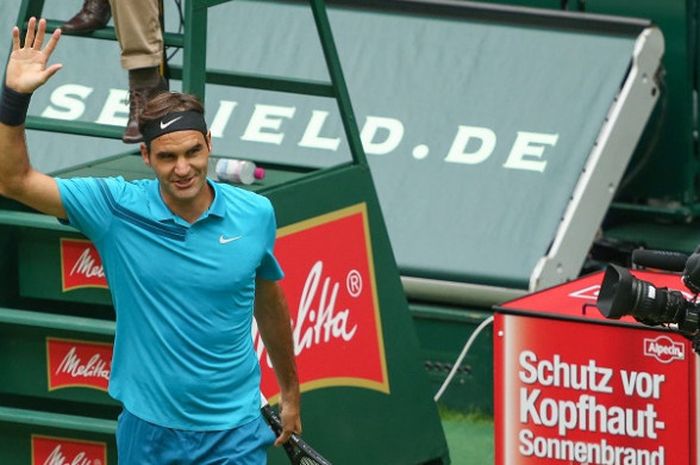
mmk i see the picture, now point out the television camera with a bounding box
[596,248,700,352]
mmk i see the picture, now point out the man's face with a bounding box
[140,130,212,207]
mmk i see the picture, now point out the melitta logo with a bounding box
[644,335,686,363]
[31,435,106,465]
[256,203,389,398]
[46,338,112,391]
[60,238,108,292]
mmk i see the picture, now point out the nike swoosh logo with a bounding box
[160,116,183,130]
[219,235,242,244]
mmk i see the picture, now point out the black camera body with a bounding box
[596,249,700,352]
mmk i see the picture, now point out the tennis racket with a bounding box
[260,400,333,465]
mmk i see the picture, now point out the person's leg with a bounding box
[108,0,162,70]
[116,409,182,465]
[190,416,277,465]
[62,0,111,34]
[108,0,167,143]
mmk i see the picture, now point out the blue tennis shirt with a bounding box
[56,176,283,430]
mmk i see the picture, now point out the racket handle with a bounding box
[261,405,282,435]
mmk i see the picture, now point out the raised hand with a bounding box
[5,17,62,94]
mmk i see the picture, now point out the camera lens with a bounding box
[597,265,638,319]
[597,264,686,324]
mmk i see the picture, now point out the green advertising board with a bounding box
[478,0,700,214]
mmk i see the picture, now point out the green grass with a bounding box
[440,408,494,465]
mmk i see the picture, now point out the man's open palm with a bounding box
[6,17,62,94]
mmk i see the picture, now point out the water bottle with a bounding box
[210,158,265,185]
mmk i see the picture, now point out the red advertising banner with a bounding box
[494,313,693,465]
[31,435,107,465]
[46,338,112,392]
[60,238,107,292]
[256,203,389,399]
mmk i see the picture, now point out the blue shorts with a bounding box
[116,409,276,465]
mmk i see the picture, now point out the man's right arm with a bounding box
[0,18,65,218]
[0,123,66,218]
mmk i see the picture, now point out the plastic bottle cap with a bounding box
[254,167,266,180]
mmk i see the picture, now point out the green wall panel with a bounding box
[411,305,494,414]
[0,407,117,465]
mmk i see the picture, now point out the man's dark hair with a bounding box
[139,92,205,150]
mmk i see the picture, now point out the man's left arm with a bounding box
[254,277,301,446]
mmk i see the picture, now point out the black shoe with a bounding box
[61,0,111,34]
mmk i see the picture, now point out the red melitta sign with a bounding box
[494,313,694,465]
[46,338,112,392]
[32,435,107,465]
[60,238,107,292]
[256,203,389,399]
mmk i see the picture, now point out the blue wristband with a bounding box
[0,85,32,126]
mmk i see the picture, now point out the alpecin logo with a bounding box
[46,338,112,392]
[255,203,389,399]
[644,335,686,364]
[31,435,106,465]
[60,238,108,292]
